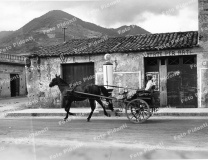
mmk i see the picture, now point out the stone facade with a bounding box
[198,0,208,107]
[0,54,26,98]
[26,52,145,107]
[27,46,208,108]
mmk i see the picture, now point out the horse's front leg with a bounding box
[63,96,73,120]
[87,99,96,122]
[61,96,68,120]
[64,100,75,121]
[64,99,70,121]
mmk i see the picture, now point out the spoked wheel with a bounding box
[125,99,151,124]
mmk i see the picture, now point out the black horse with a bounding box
[49,75,114,122]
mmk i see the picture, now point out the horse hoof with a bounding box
[87,119,90,122]
[107,114,111,117]
[64,118,67,121]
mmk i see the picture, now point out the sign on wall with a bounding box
[145,72,159,91]
[145,49,194,57]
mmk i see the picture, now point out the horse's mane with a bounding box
[58,77,69,86]
[99,86,111,97]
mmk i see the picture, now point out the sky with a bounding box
[0,0,198,33]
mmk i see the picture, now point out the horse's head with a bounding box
[49,74,60,87]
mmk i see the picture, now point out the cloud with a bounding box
[140,8,198,33]
[0,1,46,31]
[0,0,198,33]
[65,0,198,32]
[92,0,198,29]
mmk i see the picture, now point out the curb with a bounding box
[153,112,208,116]
[6,112,101,117]
[4,110,208,117]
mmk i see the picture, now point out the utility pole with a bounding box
[62,27,67,42]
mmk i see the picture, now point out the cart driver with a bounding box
[145,74,156,92]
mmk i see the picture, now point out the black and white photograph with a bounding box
[0,0,208,159]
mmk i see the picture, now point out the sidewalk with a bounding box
[4,107,208,117]
[1,97,208,117]
[0,96,28,113]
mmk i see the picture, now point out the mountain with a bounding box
[0,10,150,55]
[0,31,14,39]
[114,25,149,36]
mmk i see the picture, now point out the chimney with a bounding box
[199,0,208,48]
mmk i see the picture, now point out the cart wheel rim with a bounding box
[125,99,150,124]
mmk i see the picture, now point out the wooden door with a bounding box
[167,56,197,108]
[62,62,95,86]
[167,57,181,106]
[61,62,95,107]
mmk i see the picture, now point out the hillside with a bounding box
[0,31,14,40]
[114,25,150,36]
[0,10,150,55]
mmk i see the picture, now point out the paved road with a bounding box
[0,117,208,160]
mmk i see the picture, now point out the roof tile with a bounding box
[33,31,199,57]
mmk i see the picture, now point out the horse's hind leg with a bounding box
[87,99,96,122]
[96,99,110,117]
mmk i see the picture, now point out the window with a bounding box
[146,59,157,66]
[168,57,179,65]
[161,59,166,65]
[183,56,195,64]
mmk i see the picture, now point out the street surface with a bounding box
[0,116,208,160]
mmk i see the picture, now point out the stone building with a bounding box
[0,53,27,98]
[27,0,208,108]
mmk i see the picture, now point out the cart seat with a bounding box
[136,89,152,97]
[136,89,151,93]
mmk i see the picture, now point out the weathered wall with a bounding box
[96,53,144,96]
[27,52,145,107]
[0,73,10,97]
[197,49,208,108]
[26,57,60,106]
[28,47,208,108]
[0,64,26,97]
[198,0,208,107]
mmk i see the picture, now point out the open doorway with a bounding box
[10,74,20,97]
[145,55,197,108]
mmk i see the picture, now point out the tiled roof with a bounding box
[32,31,199,57]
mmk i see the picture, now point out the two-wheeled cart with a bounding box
[67,86,157,124]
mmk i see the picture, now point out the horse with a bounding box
[49,75,114,122]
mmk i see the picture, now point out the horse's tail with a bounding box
[99,86,111,97]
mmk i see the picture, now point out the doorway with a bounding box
[62,62,95,86]
[61,62,95,107]
[145,55,197,108]
[10,74,20,97]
